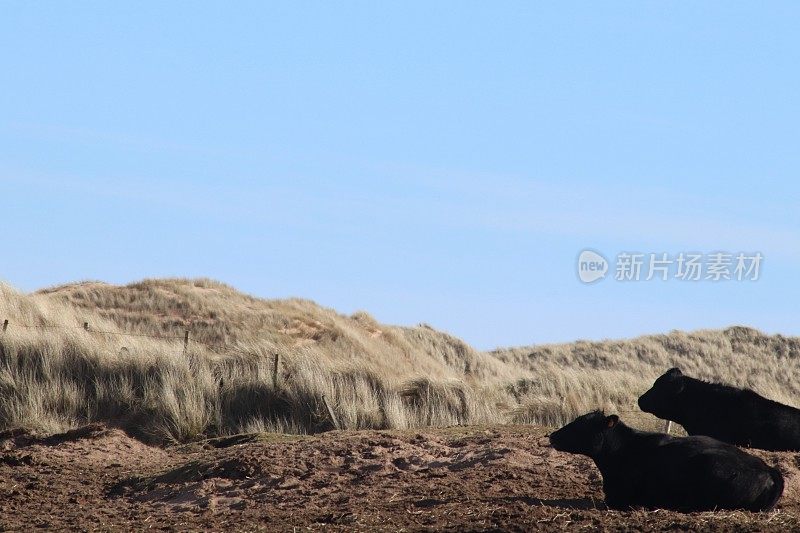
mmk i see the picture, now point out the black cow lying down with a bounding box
[549,411,783,512]
[639,368,800,451]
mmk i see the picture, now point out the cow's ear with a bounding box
[606,415,619,428]
[666,368,682,378]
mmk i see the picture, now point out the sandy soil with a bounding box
[1,424,800,531]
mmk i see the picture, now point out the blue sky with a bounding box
[1,3,798,349]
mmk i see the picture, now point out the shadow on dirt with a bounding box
[0,423,111,449]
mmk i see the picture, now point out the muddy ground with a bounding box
[1,424,800,531]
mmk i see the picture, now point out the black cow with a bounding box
[549,411,783,512]
[639,368,800,451]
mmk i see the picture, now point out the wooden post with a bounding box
[83,322,89,331]
[272,353,281,389]
[664,420,673,434]
[2,319,7,333]
[322,394,340,430]
[183,330,190,354]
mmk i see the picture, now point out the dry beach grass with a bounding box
[1,278,798,443]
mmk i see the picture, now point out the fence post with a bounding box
[664,420,672,434]
[2,319,7,333]
[83,322,89,331]
[272,353,281,389]
[322,394,340,430]
[183,330,190,354]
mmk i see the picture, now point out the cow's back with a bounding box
[598,434,783,511]
[653,437,782,511]
[680,383,800,451]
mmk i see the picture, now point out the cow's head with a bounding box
[637,367,685,417]
[549,410,619,457]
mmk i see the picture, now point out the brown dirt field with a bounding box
[1,425,800,532]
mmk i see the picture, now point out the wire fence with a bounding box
[0,318,230,356]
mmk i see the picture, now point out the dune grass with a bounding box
[0,278,797,443]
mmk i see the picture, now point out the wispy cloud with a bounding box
[3,158,797,260]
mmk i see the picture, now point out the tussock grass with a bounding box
[0,278,797,442]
